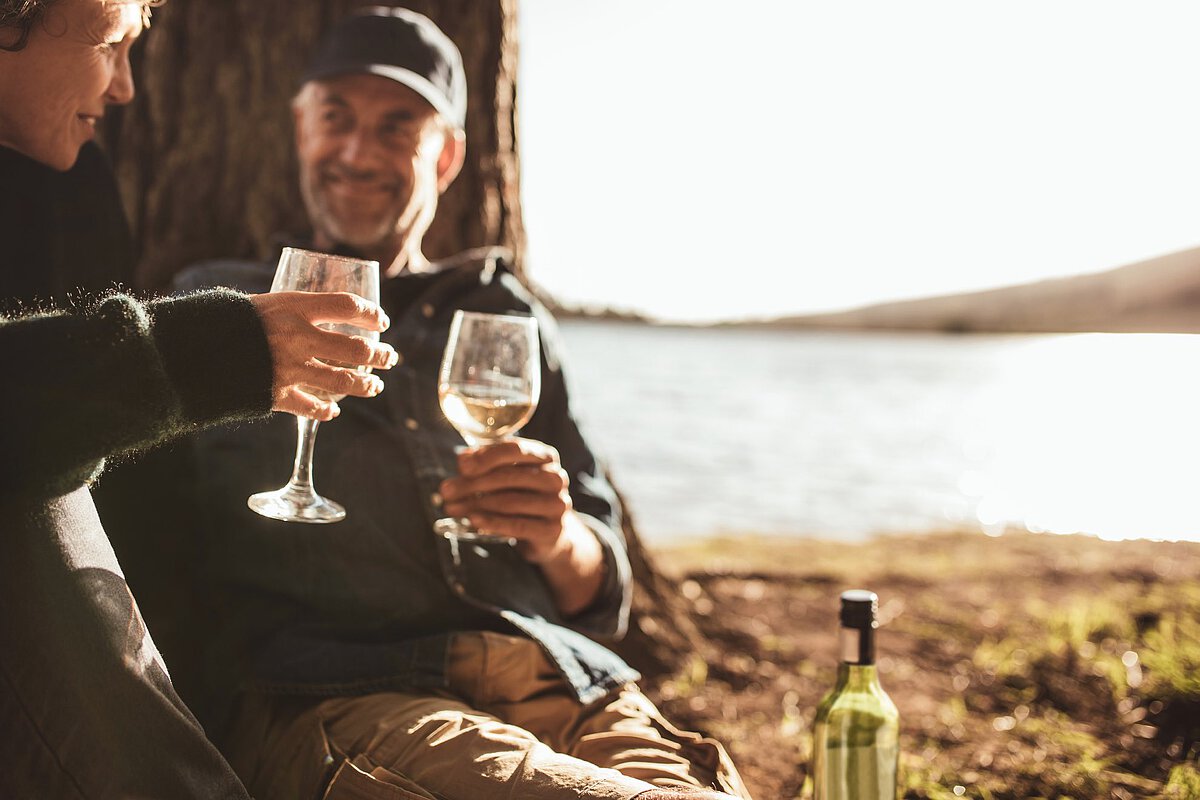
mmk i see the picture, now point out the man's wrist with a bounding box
[533,512,606,617]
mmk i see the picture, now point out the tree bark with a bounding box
[607,486,710,680]
[107,0,697,682]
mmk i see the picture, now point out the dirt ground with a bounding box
[643,530,1200,800]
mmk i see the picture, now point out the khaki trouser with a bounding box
[225,631,751,800]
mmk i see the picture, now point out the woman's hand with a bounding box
[251,291,399,420]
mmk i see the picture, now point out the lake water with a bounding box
[556,319,1200,544]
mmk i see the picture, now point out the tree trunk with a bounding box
[107,0,699,682]
[607,487,710,680]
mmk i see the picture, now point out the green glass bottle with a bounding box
[812,590,900,800]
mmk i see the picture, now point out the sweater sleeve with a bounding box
[0,289,273,503]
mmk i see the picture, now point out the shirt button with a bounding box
[404,418,419,431]
[430,492,443,507]
[421,303,435,318]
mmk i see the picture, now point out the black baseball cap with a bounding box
[301,6,467,131]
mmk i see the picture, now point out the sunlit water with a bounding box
[557,320,1200,544]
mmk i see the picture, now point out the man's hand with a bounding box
[440,438,571,562]
[251,291,399,420]
[439,438,605,615]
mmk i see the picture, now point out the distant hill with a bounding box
[529,284,654,324]
[759,245,1200,333]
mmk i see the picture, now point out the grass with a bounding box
[646,529,1200,800]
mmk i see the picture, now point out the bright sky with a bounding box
[517,1,1200,323]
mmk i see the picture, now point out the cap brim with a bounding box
[304,63,464,130]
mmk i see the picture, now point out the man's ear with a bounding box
[436,128,466,193]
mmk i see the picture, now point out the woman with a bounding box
[0,1,397,797]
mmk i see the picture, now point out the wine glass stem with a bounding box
[287,416,321,492]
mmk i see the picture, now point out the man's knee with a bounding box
[408,707,541,750]
[356,704,548,790]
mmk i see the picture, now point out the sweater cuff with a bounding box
[149,289,274,424]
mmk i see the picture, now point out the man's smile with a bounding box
[322,170,398,200]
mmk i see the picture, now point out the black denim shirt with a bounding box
[177,251,638,731]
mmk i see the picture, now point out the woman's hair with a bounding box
[0,0,158,52]
[0,0,58,51]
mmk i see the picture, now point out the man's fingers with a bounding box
[458,438,559,477]
[441,465,566,500]
[447,490,566,520]
[452,510,556,544]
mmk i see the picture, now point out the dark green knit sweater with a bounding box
[0,287,274,799]
[0,288,274,503]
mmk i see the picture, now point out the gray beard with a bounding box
[299,175,399,253]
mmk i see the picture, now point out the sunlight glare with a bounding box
[964,334,1200,541]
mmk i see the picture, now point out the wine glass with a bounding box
[247,247,380,524]
[434,310,540,542]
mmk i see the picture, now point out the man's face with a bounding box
[0,0,143,170]
[294,74,450,263]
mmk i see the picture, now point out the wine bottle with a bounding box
[811,589,900,800]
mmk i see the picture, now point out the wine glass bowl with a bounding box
[434,310,540,542]
[438,371,537,440]
[247,247,380,524]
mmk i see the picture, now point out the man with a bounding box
[180,8,750,800]
[0,1,397,797]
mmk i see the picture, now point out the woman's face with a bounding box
[0,0,143,170]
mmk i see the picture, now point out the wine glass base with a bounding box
[248,486,346,524]
[433,516,517,546]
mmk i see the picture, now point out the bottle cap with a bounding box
[839,589,878,629]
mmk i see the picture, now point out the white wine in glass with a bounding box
[247,247,380,524]
[440,384,536,440]
[434,310,540,543]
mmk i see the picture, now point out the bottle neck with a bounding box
[835,661,882,692]
[838,624,876,666]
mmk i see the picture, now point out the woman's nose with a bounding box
[104,54,136,106]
